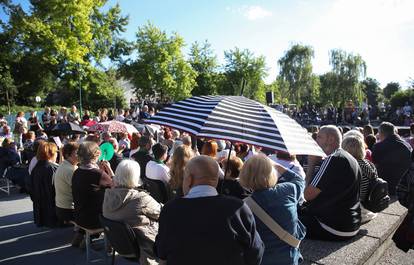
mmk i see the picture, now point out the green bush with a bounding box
[390,89,414,108]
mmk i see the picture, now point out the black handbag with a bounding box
[363,177,390,213]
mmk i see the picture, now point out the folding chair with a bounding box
[70,221,105,264]
[99,215,141,265]
[0,167,15,195]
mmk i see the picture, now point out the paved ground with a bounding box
[0,189,135,265]
[1,187,414,265]
[376,242,414,265]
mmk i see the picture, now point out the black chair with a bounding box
[99,215,140,265]
[142,177,169,203]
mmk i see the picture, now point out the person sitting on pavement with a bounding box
[29,141,60,227]
[154,155,265,265]
[72,141,113,230]
[342,135,378,223]
[146,143,170,185]
[372,122,412,196]
[54,142,79,224]
[103,159,161,265]
[240,155,306,265]
[54,142,82,246]
[0,138,21,182]
[300,125,362,241]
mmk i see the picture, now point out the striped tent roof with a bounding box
[147,95,325,156]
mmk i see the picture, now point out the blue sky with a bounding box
[3,0,414,87]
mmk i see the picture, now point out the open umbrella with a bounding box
[89,120,138,134]
[146,95,324,156]
[49,122,85,135]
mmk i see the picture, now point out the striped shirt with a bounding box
[357,159,378,202]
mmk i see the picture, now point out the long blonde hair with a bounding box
[169,145,195,190]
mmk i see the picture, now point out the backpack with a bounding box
[364,177,390,213]
[396,162,414,209]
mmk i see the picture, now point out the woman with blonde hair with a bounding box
[29,141,60,227]
[239,155,306,265]
[168,145,195,198]
[342,135,378,223]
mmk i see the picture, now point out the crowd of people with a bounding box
[1,103,414,265]
[280,101,414,127]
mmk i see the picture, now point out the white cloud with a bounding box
[227,5,272,21]
[243,6,272,21]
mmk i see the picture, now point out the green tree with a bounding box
[278,44,318,105]
[221,48,267,101]
[50,68,126,111]
[329,49,367,106]
[390,90,413,108]
[121,23,197,101]
[319,72,340,106]
[1,0,129,106]
[362,78,381,106]
[188,40,219,96]
[383,82,401,99]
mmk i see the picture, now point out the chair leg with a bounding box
[111,249,115,265]
[85,232,90,263]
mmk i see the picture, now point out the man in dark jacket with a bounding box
[372,122,412,195]
[154,155,264,265]
[131,135,154,179]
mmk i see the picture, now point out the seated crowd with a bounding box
[1,119,413,265]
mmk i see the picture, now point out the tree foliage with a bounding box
[121,23,197,101]
[328,49,367,106]
[362,78,382,106]
[189,40,219,96]
[390,89,414,108]
[0,0,129,107]
[221,48,267,101]
[383,82,401,99]
[278,44,319,105]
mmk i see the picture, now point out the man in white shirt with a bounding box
[145,143,170,185]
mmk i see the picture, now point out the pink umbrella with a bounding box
[89,120,138,134]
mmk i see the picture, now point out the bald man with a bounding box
[155,155,264,265]
[301,125,361,241]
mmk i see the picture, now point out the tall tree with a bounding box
[278,44,318,105]
[188,40,219,96]
[329,49,367,106]
[1,0,129,106]
[121,23,197,101]
[221,48,267,101]
[383,82,401,99]
[362,78,381,106]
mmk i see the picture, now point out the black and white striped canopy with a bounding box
[147,95,325,156]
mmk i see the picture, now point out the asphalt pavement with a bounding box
[0,189,135,265]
